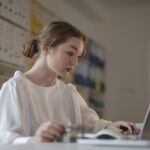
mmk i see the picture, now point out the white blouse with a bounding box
[0,71,110,144]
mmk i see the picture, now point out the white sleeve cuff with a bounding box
[13,137,30,144]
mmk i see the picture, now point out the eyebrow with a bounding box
[69,45,83,56]
[70,45,78,51]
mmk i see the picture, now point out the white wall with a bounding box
[39,0,150,122]
[104,5,150,122]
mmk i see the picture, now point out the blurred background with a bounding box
[0,0,150,123]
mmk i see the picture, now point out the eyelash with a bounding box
[66,51,81,58]
[67,51,74,56]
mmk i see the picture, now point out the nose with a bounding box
[70,57,78,67]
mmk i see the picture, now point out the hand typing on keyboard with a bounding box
[105,121,140,135]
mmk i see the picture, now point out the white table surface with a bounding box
[0,143,150,150]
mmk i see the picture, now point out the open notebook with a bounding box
[77,104,150,147]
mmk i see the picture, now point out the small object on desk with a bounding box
[57,124,84,142]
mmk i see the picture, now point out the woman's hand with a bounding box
[28,122,64,143]
[105,121,140,134]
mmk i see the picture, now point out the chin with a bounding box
[57,72,66,79]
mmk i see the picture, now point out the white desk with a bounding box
[0,143,150,150]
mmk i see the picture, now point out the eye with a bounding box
[66,51,74,56]
[78,55,82,59]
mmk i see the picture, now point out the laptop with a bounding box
[77,104,150,147]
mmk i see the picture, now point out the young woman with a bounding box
[0,21,139,144]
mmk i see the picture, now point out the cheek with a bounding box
[48,52,68,71]
[55,55,67,68]
[57,53,68,64]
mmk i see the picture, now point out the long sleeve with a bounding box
[0,80,30,144]
[69,84,111,132]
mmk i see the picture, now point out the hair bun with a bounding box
[22,39,39,58]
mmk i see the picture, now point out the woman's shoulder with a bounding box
[3,71,26,88]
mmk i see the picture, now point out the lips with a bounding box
[66,68,73,72]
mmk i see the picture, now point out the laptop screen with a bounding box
[140,105,150,139]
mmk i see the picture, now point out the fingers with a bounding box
[119,121,133,134]
[35,122,64,142]
[44,123,64,140]
[128,122,140,134]
[118,121,140,134]
[108,121,140,135]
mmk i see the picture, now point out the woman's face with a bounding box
[46,37,84,78]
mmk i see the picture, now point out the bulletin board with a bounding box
[0,0,30,84]
[0,0,60,75]
[0,0,30,67]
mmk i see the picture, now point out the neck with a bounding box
[24,59,57,87]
